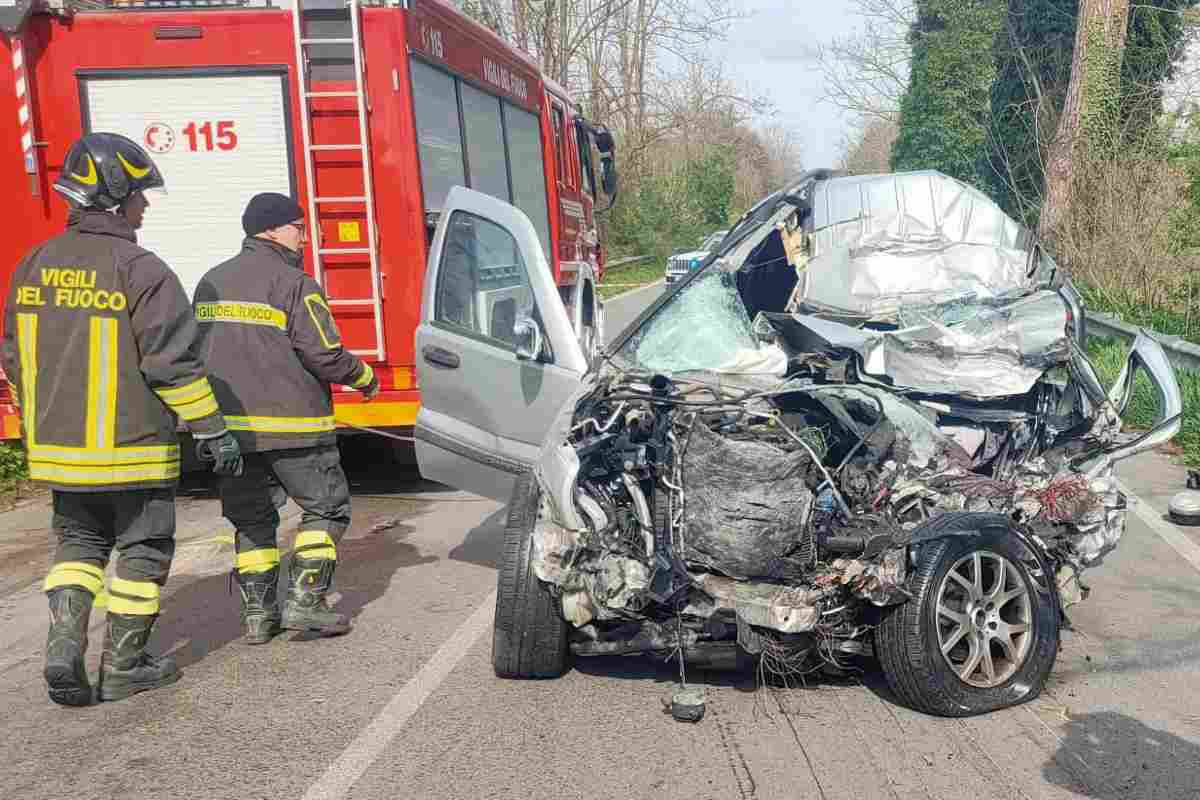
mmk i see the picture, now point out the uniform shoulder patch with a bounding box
[303,292,342,349]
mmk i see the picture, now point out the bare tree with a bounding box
[612,0,740,138]
[458,0,509,38]
[512,0,529,51]
[457,0,787,249]
[731,122,804,209]
[839,116,900,175]
[759,122,804,182]
[811,0,915,122]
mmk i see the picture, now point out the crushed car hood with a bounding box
[759,288,1071,399]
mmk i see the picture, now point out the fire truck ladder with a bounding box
[291,0,385,361]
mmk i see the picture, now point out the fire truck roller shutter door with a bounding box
[82,71,294,301]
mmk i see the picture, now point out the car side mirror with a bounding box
[514,315,544,361]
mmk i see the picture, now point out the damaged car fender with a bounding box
[904,511,1064,612]
[1087,330,1183,477]
[534,442,587,533]
[907,512,1012,546]
[532,378,601,532]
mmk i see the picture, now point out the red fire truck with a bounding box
[0,0,615,442]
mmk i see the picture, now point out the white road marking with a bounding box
[1116,478,1200,576]
[302,590,497,800]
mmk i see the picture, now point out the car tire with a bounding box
[492,472,570,679]
[875,525,1060,716]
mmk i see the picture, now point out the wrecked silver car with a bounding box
[413,173,1182,718]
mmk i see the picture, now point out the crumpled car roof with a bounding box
[793,171,1051,319]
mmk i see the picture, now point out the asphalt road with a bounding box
[603,279,664,345]
[1,284,1198,800]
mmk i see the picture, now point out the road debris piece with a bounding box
[668,686,706,723]
[1170,470,1200,525]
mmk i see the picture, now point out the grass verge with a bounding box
[1086,337,1200,468]
[598,257,663,300]
[0,441,33,511]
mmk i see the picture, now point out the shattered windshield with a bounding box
[616,269,762,372]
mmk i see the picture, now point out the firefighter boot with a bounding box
[236,567,281,645]
[44,588,94,707]
[98,613,180,702]
[281,557,351,636]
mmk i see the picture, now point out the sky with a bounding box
[718,0,864,169]
[719,1,1200,164]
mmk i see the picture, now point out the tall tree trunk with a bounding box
[559,0,570,85]
[513,0,528,53]
[1038,0,1130,239]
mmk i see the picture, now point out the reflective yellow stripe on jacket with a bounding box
[86,316,118,450]
[351,363,374,389]
[26,441,181,486]
[154,376,220,422]
[28,460,181,486]
[226,415,336,434]
[195,301,288,331]
[18,311,183,486]
[17,313,38,445]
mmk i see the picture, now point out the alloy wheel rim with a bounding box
[935,550,1033,688]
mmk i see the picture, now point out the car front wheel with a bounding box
[875,525,1060,716]
[492,472,570,679]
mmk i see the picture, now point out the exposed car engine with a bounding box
[533,346,1128,675]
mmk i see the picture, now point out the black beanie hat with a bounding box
[242,192,305,237]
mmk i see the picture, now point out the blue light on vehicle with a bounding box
[689,258,701,270]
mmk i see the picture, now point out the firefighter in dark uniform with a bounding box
[1,133,243,706]
[194,193,379,644]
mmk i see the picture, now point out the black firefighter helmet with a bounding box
[53,132,165,210]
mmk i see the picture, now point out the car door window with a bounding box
[435,210,537,350]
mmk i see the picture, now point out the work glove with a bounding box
[196,432,244,477]
[361,374,381,402]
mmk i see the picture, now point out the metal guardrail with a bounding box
[1086,311,1200,374]
[605,254,652,270]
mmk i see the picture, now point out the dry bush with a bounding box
[1054,148,1200,314]
[839,116,901,175]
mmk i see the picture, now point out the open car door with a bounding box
[415,187,589,501]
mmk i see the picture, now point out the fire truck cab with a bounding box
[0,0,615,444]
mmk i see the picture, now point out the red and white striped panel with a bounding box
[12,37,36,175]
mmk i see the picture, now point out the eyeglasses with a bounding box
[287,222,307,235]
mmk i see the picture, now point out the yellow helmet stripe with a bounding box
[70,154,98,186]
[116,151,152,179]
